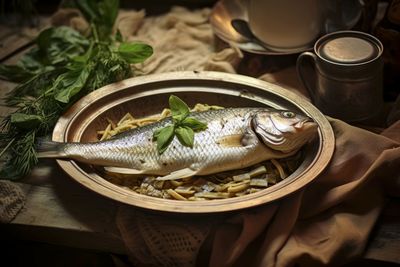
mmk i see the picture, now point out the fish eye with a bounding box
[281,111,296,118]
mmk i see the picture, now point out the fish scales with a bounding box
[63,108,265,175]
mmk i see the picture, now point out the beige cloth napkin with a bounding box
[121,7,242,74]
[51,6,242,74]
[52,6,400,267]
[209,119,400,267]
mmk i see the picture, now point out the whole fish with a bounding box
[37,108,318,180]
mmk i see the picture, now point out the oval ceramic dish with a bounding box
[53,71,334,213]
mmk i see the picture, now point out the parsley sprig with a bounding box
[153,95,207,154]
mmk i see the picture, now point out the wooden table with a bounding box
[0,14,399,267]
[2,161,400,265]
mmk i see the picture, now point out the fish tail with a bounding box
[36,139,67,158]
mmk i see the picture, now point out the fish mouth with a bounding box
[295,118,317,131]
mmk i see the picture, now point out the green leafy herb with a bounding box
[75,0,119,40]
[153,95,208,154]
[181,117,208,131]
[10,113,42,130]
[175,126,194,148]
[154,125,175,155]
[118,43,154,64]
[0,0,153,180]
[170,95,190,121]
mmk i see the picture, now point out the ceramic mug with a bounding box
[296,31,384,122]
[247,0,324,52]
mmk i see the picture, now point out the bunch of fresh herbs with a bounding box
[0,0,153,179]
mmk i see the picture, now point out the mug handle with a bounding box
[296,52,318,103]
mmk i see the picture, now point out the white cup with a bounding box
[248,0,324,52]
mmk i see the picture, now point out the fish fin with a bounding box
[104,167,144,175]
[156,168,197,181]
[36,139,66,158]
[216,134,244,147]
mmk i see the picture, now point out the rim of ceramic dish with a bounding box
[53,71,335,213]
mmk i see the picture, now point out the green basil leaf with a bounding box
[169,95,189,120]
[175,126,194,148]
[154,125,175,154]
[55,68,91,103]
[35,26,88,66]
[72,42,94,64]
[10,113,42,130]
[117,42,153,64]
[98,0,119,30]
[36,27,54,52]
[182,117,207,132]
[153,127,164,139]
[75,0,119,40]
[19,50,44,71]
[37,27,88,52]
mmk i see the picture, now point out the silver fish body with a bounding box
[38,108,318,178]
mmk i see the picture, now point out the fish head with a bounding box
[252,110,318,153]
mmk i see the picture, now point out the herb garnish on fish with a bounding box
[153,95,207,154]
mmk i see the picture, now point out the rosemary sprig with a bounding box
[0,0,153,180]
